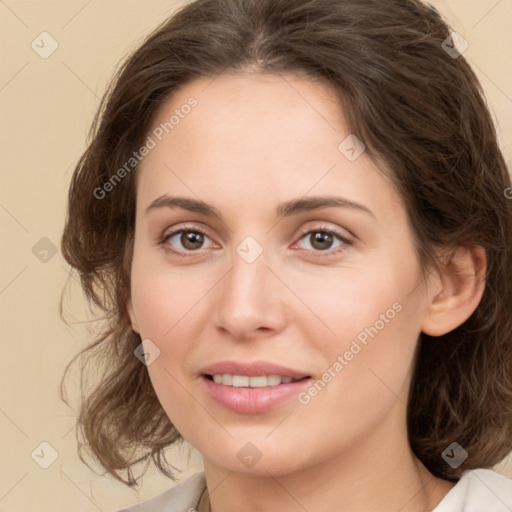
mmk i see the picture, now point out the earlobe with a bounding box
[127,297,140,334]
[421,245,486,337]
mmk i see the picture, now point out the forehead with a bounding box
[148,71,345,162]
[136,71,402,223]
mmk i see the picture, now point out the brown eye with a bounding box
[161,228,214,254]
[309,231,334,251]
[180,231,205,250]
[294,228,351,256]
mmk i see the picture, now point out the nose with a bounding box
[212,249,288,341]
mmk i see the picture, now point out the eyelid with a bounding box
[293,222,353,243]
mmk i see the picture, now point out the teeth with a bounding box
[210,374,298,387]
[247,376,267,387]
[232,375,250,387]
[266,375,282,386]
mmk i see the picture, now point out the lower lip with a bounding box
[201,375,312,414]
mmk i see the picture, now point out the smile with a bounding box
[207,374,301,387]
[199,361,312,414]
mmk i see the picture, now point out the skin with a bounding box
[127,71,486,511]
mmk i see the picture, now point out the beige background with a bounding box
[1,1,511,511]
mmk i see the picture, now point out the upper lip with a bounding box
[200,360,310,379]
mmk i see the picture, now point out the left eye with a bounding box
[295,229,349,253]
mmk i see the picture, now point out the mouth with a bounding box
[199,361,312,414]
[204,374,309,387]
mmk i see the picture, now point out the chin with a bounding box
[197,436,320,477]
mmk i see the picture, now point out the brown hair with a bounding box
[60,0,512,488]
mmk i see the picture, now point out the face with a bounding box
[128,71,433,476]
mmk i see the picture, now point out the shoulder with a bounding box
[112,471,207,512]
[433,468,512,512]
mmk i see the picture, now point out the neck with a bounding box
[201,405,454,512]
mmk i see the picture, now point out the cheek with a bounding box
[129,250,215,339]
[316,296,421,429]
[290,305,420,468]
[281,255,421,355]
[291,261,423,416]
[129,257,213,424]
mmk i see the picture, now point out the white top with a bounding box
[114,468,512,511]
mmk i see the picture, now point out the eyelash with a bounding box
[159,224,352,258]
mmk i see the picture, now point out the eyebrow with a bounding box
[145,194,376,220]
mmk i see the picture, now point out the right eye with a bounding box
[160,227,216,256]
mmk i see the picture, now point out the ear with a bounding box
[127,296,140,334]
[421,245,486,337]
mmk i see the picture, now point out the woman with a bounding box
[60,0,512,510]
